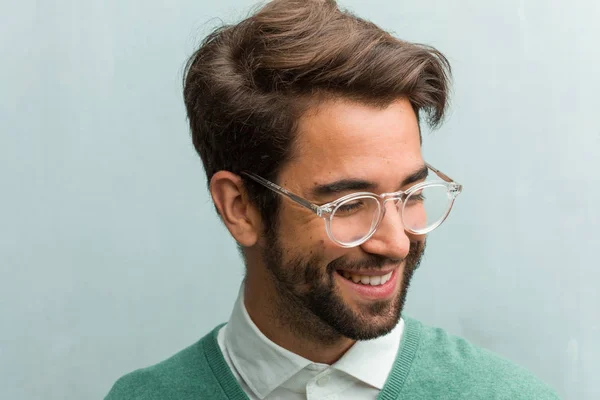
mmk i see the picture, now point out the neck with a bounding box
[243,263,355,364]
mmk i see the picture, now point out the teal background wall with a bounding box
[1,1,598,399]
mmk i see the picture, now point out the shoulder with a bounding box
[104,326,226,400]
[402,317,561,399]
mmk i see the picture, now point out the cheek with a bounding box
[278,204,325,241]
[277,206,345,261]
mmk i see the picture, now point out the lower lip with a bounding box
[335,269,399,300]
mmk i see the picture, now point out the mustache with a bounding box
[327,240,426,273]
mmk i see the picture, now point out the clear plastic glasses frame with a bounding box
[241,163,462,248]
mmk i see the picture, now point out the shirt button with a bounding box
[317,374,331,386]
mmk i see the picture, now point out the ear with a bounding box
[210,171,261,247]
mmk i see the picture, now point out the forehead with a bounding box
[283,98,422,189]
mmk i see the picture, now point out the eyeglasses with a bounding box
[241,163,462,248]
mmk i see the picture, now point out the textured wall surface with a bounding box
[1,1,598,399]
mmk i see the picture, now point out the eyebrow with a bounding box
[310,164,429,197]
[401,164,429,188]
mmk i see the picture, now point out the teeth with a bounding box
[381,271,392,285]
[341,271,393,286]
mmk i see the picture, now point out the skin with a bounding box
[210,97,426,364]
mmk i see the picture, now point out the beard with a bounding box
[261,229,425,344]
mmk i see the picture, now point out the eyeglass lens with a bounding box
[329,185,452,245]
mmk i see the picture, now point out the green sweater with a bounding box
[105,317,560,399]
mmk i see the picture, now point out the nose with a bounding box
[359,199,410,261]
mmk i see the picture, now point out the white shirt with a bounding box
[217,285,404,400]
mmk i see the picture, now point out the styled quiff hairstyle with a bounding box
[184,0,451,231]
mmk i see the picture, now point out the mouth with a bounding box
[338,270,394,286]
[335,268,399,300]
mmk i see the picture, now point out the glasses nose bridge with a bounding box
[376,194,405,223]
[368,192,408,244]
[381,192,404,207]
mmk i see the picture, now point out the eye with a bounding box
[335,200,366,215]
[406,191,426,206]
[412,193,426,201]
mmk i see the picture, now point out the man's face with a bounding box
[260,98,426,342]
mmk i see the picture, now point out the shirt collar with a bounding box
[332,318,404,389]
[224,285,312,398]
[224,284,404,397]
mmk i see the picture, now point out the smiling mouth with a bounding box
[337,270,394,286]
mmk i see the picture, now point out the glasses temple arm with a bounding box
[425,162,457,183]
[241,172,321,214]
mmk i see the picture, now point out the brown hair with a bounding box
[183,0,451,230]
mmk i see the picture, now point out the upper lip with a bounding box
[336,268,397,276]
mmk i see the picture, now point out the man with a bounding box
[106,0,560,398]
